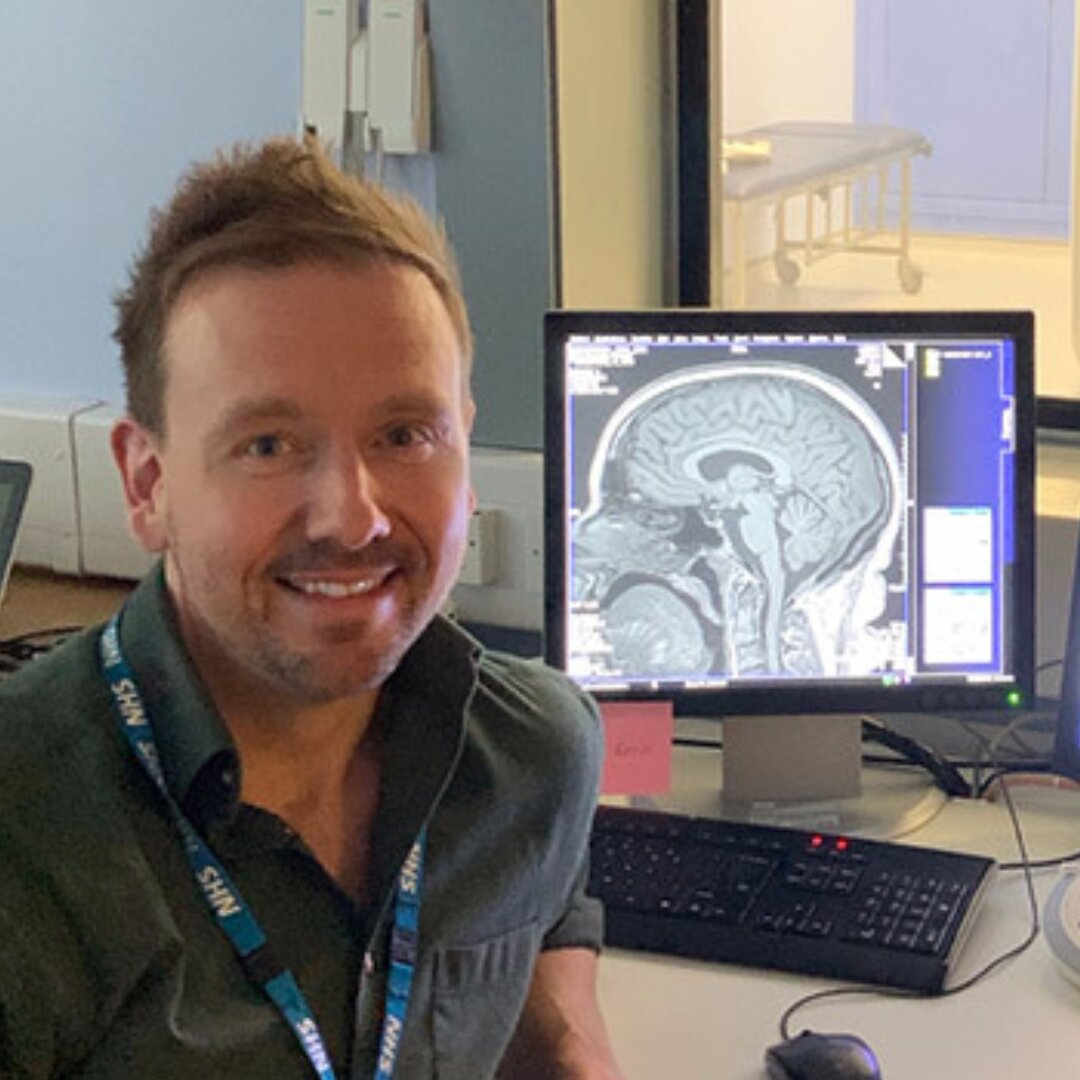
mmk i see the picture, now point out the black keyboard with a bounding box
[589,804,996,993]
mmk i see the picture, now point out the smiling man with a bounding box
[0,138,623,1079]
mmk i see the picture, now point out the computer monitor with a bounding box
[544,309,1036,836]
[1052,519,1080,781]
[0,460,32,610]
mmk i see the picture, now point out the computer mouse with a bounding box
[764,1030,882,1080]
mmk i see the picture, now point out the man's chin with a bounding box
[268,624,424,700]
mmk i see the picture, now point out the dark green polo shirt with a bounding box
[0,569,603,1078]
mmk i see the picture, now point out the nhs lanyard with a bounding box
[98,616,424,1080]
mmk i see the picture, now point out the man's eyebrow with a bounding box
[205,397,305,445]
[376,391,455,418]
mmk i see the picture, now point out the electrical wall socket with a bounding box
[452,449,544,630]
[459,507,500,586]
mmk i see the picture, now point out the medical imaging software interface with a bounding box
[559,328,1020,695]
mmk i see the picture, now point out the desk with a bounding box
[598,777,1080,1078]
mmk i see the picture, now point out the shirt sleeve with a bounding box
[540,682,605,954]
[540,852,604,953]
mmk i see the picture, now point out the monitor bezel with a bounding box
[0,459,33,604]
[1052,521,1080,778]
[543,308,1037,718]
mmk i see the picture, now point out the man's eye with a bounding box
[386,425,433,449]
[244,434,288,459]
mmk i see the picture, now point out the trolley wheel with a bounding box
[898,258,924,294]
[775,253,801,285]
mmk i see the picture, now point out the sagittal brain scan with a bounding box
[570,354,903,682]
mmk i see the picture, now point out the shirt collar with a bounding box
[117,565,239,828]
[116,565,482,837]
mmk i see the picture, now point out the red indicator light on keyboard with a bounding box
[835,838,850,852]
[810,834,824,848]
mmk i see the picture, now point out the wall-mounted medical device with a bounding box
[302,0,431,167]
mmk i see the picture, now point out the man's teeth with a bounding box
[290,577,381,598]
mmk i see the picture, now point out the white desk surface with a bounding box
[598,778,1080,1079]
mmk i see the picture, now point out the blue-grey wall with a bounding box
[0,1,546,449]
[428,0,553,449]
[0,1,304,403]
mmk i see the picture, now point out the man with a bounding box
[0,138,624,1078]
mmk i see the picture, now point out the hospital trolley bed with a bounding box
[721,121,932,307]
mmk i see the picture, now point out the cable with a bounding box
[980,770,1080,870]
[936,774,1040,994]
[671,735,723,752]
[0,625,82,650]
[776,746,1042,1042]
[0,626,80,674]
[860,716,972,797]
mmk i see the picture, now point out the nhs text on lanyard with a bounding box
[99,615,424,1080]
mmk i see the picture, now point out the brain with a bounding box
[601,365,894,588]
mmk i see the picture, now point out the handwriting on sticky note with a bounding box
[599,701,673,795]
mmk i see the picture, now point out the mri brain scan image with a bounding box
[572,362,903,681]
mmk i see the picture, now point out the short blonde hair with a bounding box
[114,137,472,435]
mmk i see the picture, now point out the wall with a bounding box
[0,2,669,448]
[719,1,856,279]
[426,0,554,450]
[554,0,668,308]
[721,1,855,130]
[0,1,304,403]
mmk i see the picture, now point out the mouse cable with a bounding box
[776,764,1041,1041]
[981,769,1080,870]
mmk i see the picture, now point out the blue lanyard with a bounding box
[98,615,423,1080]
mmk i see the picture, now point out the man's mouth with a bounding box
[280,571,393,599]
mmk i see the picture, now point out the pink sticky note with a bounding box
[599,701,674,795]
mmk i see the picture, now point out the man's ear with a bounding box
[464,396,477,514]
[110,418,168,553]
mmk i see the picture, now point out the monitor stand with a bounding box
[628,714,947,841]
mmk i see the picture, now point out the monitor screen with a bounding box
[0,460,32,608]
[544,310,1036,729]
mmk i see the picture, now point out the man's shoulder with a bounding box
[470,649,601,762]
[476,648,598,716]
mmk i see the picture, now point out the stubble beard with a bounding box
[248,599,429,703]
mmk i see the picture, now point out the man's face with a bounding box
[114,261,474,709]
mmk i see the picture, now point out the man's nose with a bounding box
[307,453,392,549]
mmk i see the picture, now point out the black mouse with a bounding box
[764,1030,882,1080]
